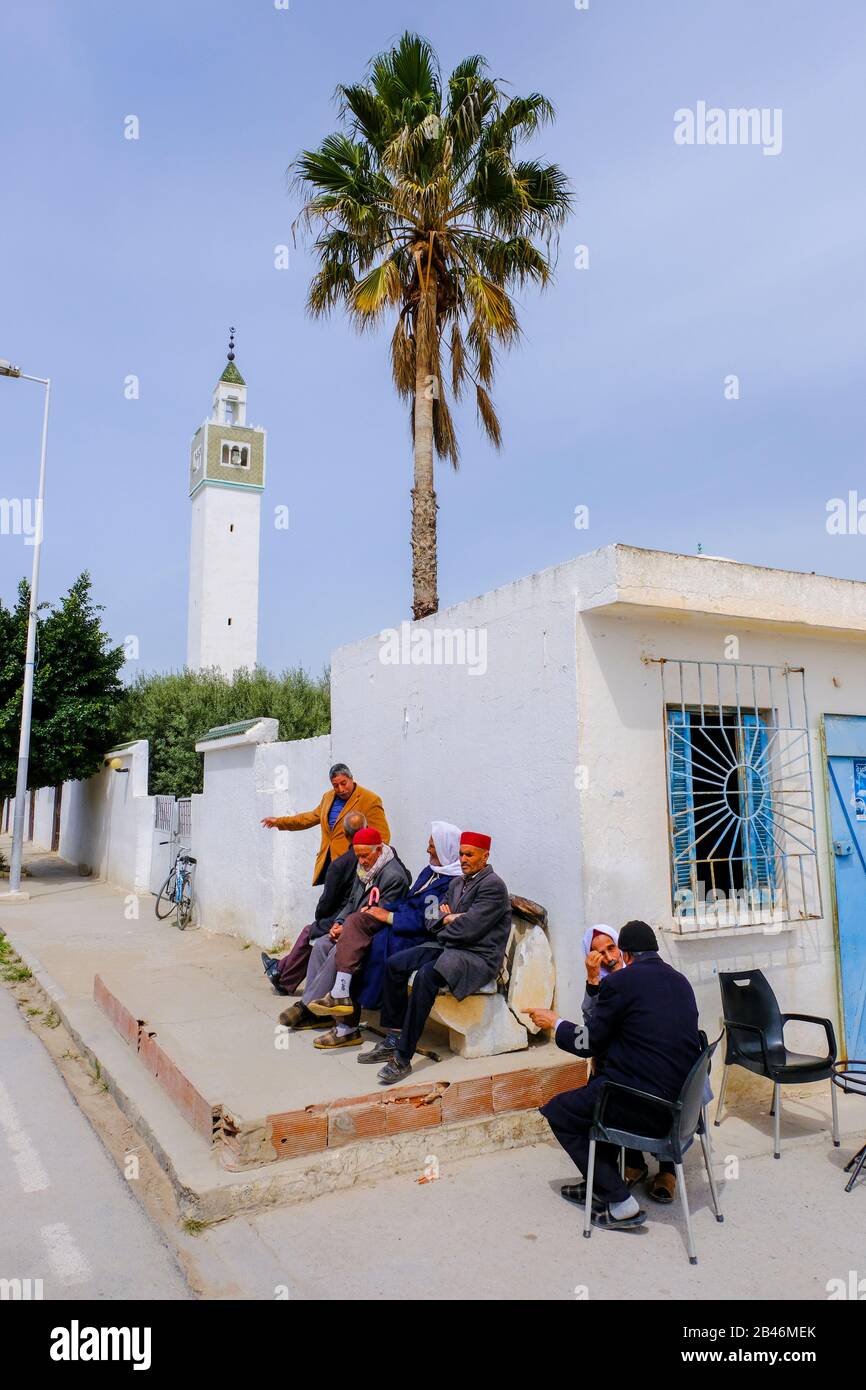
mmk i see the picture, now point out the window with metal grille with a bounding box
[659,660,821,929]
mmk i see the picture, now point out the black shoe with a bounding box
[358,1035,399,1065]
[378,1055,413,1086]
[261,952,281,981]
[560,1183,605,1211]
[591,1205,647,1232]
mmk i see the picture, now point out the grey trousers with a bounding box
[302,934,338,1007]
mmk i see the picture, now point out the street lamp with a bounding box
[0,358,51,900]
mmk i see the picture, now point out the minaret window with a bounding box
[224,397,236,424]
[220,440,250,469]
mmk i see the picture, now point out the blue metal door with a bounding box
[825,714,866,1059]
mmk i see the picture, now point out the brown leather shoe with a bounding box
[648,1171,677,1203]
[313,1026,362,1049]
[308,992,355,1017]
[279,1001,332,1030]
[624,1164,649,1187]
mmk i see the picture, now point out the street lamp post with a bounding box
[0,359,51,899]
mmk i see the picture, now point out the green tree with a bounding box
[293,31,572,619]
[0,573,125,800]
[113,666,331,797]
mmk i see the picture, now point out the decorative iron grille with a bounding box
[659,660,821,929]
[177,798,192,841]
[154,796,175,834]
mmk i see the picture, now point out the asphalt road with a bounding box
[0,985,190,1301]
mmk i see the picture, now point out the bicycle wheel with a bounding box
[155,872,176,920]
[176,876,193,930]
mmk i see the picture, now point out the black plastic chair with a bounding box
[583,1034,723,1265]
[715,969,839,1159]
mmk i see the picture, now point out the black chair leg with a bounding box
[844,1143,866,1194]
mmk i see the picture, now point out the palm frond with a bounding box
[449,323,466,398]
[433,389,459,468]
[464,274,520,343]
[351,258,402,323]
[391,316,416,398]
[475,384,502,449]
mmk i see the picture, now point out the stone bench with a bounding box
[413,897,556,1060]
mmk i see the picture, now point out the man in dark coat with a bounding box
[260,810,366,994]
[529,920,702,1233]
[358,830,511,1085]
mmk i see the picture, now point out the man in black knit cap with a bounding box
[529,920,702,1232]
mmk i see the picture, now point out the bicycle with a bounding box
[155,843,197,929]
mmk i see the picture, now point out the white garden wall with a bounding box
[191,724,329,947]
[11,740,155,892]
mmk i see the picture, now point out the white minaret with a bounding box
[186,330,266,674]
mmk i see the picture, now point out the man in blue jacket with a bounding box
[529,921,701,1233]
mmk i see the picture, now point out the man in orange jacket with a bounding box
[261,762,390,885]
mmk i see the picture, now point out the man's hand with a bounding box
[439,903,451,915]
[362,905,390,923]
[585,949,603,985]
[527,1008,558,1032]
[329,922,343,941]
[261,817,280,828]
[440,912,462,926]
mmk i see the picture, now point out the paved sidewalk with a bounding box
[232,1131,866,1300]
[0,842,570,1113]
[0,843,581,1212]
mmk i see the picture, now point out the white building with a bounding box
[329,544,866,1060]
[186,332,266,674]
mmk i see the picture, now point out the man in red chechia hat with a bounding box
[358,830,511,1084]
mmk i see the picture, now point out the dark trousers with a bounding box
[380,944,446,1061]
[541,1080,673,1206]
[276,924,313,992]
[544,1109,630,1205]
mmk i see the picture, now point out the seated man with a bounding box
[528,920,702,1234]
[260,810,366,995]
[316,819,463,1018]
[357,830,510,1085]
[278,827,411,1045]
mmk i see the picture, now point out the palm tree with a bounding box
[292,32,572,619]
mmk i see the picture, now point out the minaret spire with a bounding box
[227,326,236,363]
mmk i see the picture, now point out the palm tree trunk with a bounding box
[411,272,438,619]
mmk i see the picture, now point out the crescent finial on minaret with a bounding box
[227,326,236,362]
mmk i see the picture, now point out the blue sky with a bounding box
[1,0,864,677]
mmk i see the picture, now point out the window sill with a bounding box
[660,921,804,942]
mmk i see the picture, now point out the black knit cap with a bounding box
[619,920,659,953]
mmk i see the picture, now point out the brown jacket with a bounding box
[272,782,390,884]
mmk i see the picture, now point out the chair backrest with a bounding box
[718,969,785,1061]
[673,1034,720,1149]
